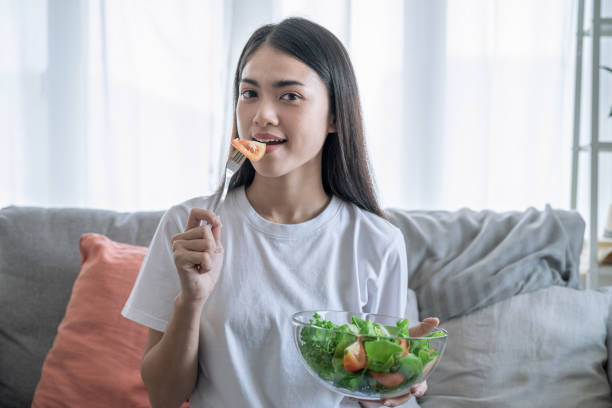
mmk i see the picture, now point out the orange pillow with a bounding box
[32,234,156,407]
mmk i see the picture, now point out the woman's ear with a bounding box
[327,115,337,133]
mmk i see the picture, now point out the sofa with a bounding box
[0,204,611,407]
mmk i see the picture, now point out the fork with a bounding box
[211,147,247,213]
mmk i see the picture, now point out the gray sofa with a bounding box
[1,205,611,407]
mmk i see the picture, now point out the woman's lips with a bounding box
[263,142,284,153]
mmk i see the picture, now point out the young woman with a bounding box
[122,17,437,408]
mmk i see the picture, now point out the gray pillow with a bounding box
[386,207,584,322]
[387,206,585,326]
[418,286,612,408]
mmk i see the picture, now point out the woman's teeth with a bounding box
[254,138,287,145]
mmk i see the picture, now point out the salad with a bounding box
[298,312,444,395]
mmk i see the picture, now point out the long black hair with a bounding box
[227,17,384,218]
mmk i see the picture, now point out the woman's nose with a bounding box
[253,99,279,127]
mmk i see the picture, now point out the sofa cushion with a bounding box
[418,286,612,408]
[32,234,151,407]
[0,206,163,407]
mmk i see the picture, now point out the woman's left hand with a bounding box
[351,381,427,407]
[352,317,439,407]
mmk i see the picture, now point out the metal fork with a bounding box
[211,148,247,213]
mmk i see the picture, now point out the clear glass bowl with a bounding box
[292,310,447,400]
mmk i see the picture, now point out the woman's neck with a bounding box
[245,174,331,225]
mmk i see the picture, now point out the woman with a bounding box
[123,17,436,408]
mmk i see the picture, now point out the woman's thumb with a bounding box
[211,216,223,248]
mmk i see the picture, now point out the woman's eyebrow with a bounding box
[241,78,305,88]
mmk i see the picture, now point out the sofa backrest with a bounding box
[0,204,588,407]
[0,206,163,407]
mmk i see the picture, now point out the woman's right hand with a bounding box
[171,208,224,304]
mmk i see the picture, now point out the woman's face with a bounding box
[236,45,335,180]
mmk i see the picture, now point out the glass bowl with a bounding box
[292,310,447,400]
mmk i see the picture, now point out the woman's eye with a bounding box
[241,90,257,99]
[281,92,301,101]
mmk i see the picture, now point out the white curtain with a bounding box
[86,0,230,210]
[346,0,578,212]
[1,0,584,212]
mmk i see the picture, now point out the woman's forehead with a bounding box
[241,45,321,87]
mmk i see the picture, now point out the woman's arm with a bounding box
[141,293,204,408]
[141,208,224,407]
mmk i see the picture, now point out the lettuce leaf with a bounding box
[299,313,441,394]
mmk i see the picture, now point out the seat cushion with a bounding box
[418,286,612,408]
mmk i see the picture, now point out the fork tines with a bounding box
[227,148,248,173]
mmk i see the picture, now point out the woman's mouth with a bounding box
[253,136,287,145]
[252,135,287,152]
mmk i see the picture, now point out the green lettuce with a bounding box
[299,313,442,395]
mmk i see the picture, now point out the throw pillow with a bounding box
[418,286,612,408]
[32,234,169,407]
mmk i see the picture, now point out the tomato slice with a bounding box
[343,339,366,372]
[368,371,406,387]
[231,139,266,161]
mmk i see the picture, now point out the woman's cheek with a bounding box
[236,104,250,135]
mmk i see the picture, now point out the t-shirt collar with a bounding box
[229,185,342,239]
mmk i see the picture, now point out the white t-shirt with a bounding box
[122,186,410,408]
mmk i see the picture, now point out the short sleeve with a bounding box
[364,227,409,319]
[121,206,185,332]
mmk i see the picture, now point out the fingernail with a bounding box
[384,402,392,407]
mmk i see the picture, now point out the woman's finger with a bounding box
[210,219,222,247]
[380,391,414,406]
[185,208,220,231]
[173,224,216,243]
[410,381,428,397]
[408,317,439,338]
[173,249,213,273]
[198,252,214,273]
[352,379,428,406]
[176,213,223,250]
[172,238,214,253]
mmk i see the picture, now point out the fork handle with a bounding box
[212,168,233,213]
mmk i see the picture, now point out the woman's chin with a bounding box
[252,165,289,179]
